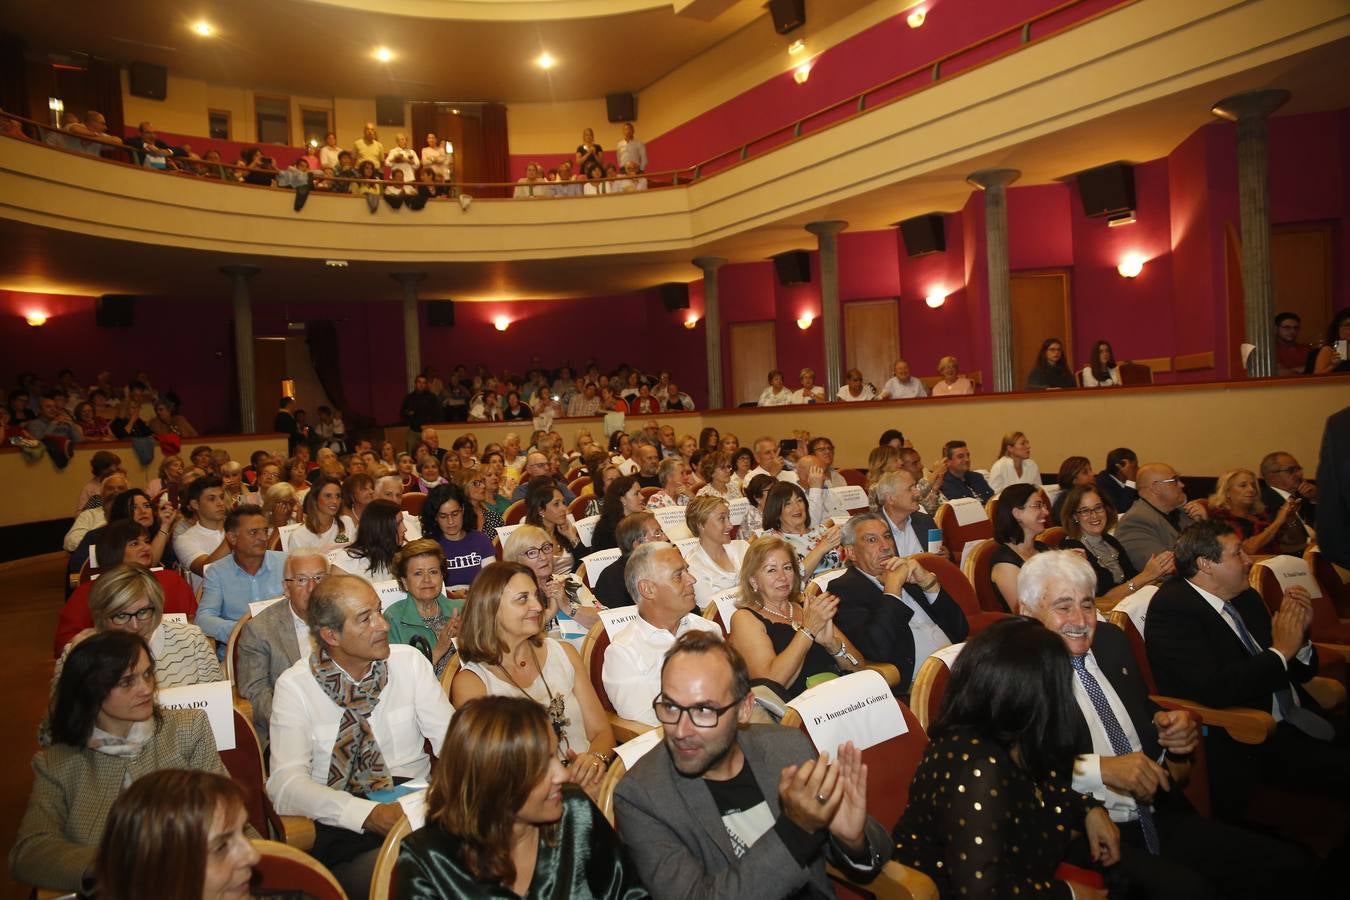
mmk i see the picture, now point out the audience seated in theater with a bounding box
[236,549,326,745]
[1026,336,1077,390]
[604,542,723,727]
[615,121,647,173]
[1051,455,1096,525]
[503,524,602,632]
[757,369,794,407]
[865,445,902,497]
[525,478,588,575]
[646,456,693,509]
[69,486,177,586]
[353,122,384,168]
[1144,521,1349,827]
[11,632,233,893]
[1257,451,1316,555]
[172,476,231,591]
[892,618,1119,899]
[72,401,114,441]
[511,452,576,502]
[452,467,504,541]
[728,447,755,493]
[881,359,928,400]
[63,470,126,553]
[262,482,301,546]
[895,446,944,517]
[327,498,403,582]
[288,476,356,554]
[592,512,666,610]
[1060,484,1173,604]
[616,631,888,896]
[695,451,741,503]
[198,505,287,653]
[75,450,123,513]
[741,473,776,537]
[1273,312,1313,376]
[451,562,616,800]
[745,435,798,487]
[1115,463,1207,571]
[664,381,695,411]
[1096,447,1140,515]
[340,472,375,526]
[420,483,494,588]
[398,696,646,898]
[1081,339,1123,387]
[832,513,967,694]
[762,481,842,578]
[987,430,1042,495]
[931,355,975,396]
[989,482,1051,614]
[729,536,866,697]
[1311,308,1350,373]
[384,539,461,679]
[267,574,451,898]
[415,455,447,493]
[281,455,311,500]
[589,475,644,554]
[514,162,543,198]
[938,439,995,504]
[656,423,679,460]
[684,496,750,609]
[630,439,663,489]
[836,367,879,402]
[787,367,825,404]
[872,470,944,561]
[1206,467,1301,557]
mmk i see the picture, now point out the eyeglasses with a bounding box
[1154,477,1181,487]
[1021,501,1049,511]
[522,543,554,561]
[436,509,464,520]
[1075,504,1106,518]
[109,606,155,625]
[1268,466,1302,475]
[652,695,742,728]
[284,574,327,587]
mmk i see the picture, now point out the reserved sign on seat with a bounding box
[788,669,907,755]
[158,680,235,750]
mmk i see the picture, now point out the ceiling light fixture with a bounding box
[793,62,812,84]
[536,52,556,70]
[25,311,48,327]
[788,39,806,55]
[683,315,699,330]
[374,47,394,63]
[494,316,511,331]
[191,21,214,37]
[1117,254,1145,278]
[907,8,927,28]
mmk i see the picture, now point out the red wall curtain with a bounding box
[86,59,123,138]
[479,103,510,199]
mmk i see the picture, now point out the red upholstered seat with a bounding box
[913,553,1007,635]
[399,492,425,516]
[934,502,992,559]
[252,840,346,900]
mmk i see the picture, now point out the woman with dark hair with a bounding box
[1061,485,1173,602]
[695,451,740,502]
[697,426,720,459]
[73,400,114,442]
[1312,307,1350,373]
[70,486,178,583]
[341,472,376,525]
[287,475,354,553]
[503,390,531,421]
[525,478,587,574]
[11,632,233,893]
[1050,455,1095,526]
[729,446,756,494]
[421,483,494,588]
[328,498,405,581]
[146,453,184,499]
[762,481,841,578]
[1081,339,1122,387]
[608,430,638,476]
[893,617,1118,899]
[990,483,1051,613]
[1026,336,1077,390]
[742,472,776,536]
[583,460,621,519]
[586,475,643,555]
[453,468,505,541]
[397,695,646,898]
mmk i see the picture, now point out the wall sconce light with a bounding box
[25,311,48,327]
[281,379,296,398]
[1117,254,1145,278]
[788,39,806,55]
[925,292,946,309]
[793,63,812,84]
[494,316,511,331]
[796,313,814,330]
[907,8,927,28]
[683,316,698,330]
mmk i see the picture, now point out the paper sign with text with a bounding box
[832,484,869,511]
[1114,585,1158,636]
[495,523,523,548]
[960,537,988,571]
[248,597,284,619]
[398,787,429,831]
[674,537,701,558]
[811,568,847,594]
[574,514,601,546]
[162,613,188,624]
[728,497,750,525]
[599,606,641,640]
[582,548,623,586]
[708,587,740,634]
[1262,555,1322,599]
[652,505,692,541]
[788,669,906,755]
[157,680,236,750]
[613,726,663,770]
[948,497,988,526]
[371,579,407,611]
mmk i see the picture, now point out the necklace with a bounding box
[755,597,795,625]
[495,646,571,762]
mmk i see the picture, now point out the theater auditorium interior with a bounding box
[1,0,1349,898]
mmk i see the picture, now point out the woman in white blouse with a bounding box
[384,133,419,183]
[757,369,794,407]
[420,132,451,185]
[684,496,750,609]
[286,476,356,554]
[1080,339,1123,387]
[987,431,1042,495]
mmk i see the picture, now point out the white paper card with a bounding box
[960,537,988,571]
[948,497,988,526]
[674,537,701,558]
[277,523,304,551]
[249,597,284,618]
[157,680,235,750]
[830,516,851,527]
[652,505,692,541]
[728,497,750,525]
[1113,585,1157,637]
[495,522,524,548]
[932,641,965,668]
[708,587,740,633]
[811,568,847,593]
[161,613,188,624]
[371,579,406,611]
[788,669,906,755]
[599,606,641,640]
[398,788,429,831]
[603,411,626,438]
[613,726,663,770]
[833,484,869,511]
[88,546,99,568]
[574,514,601,546]
[1263,555,1322,599]
[583,547,623,586]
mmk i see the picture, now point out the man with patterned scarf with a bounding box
[267,574,453,897]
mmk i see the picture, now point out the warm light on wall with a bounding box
[788,39,806,55]
[907,8,927,28]
[796,313,814,330]
[925,292,946,309]
[374,47,394,62]
[25,311,48,327]
[683,315,699,329]
[1117,254,1145,278]
[793,63,812,84]
[191,21,214,37]
[536,52,556,70]
[494,316,511,331]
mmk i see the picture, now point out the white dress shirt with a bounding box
[686,540,749,609]
[880,508,925,558]
[290,606,313,660]
[856,569,947,679]
[616,136,648,171]
[790,387,826,405]
[745,465,798,486]
[1069,649,1146,823]
[267,645,453,833]
[173,522,224,591]
[603,613,722,725]
[881,376,928,400]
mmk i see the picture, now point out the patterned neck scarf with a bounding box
[309,649,393,796]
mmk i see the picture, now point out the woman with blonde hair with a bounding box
[397,696,645,898]
[1207,467,1298,555]
[684,495,749,608]
[504,525,602,633]
[987,430,1042,494]
[865,444,903,496]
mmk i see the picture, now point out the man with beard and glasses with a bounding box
[614,631,890,898]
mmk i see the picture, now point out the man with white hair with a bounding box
[602,542,721,727]
[1018,551,1307,898]
[873,470,942,559]
[373,474,422,540]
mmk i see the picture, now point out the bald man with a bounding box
[1115,464,1209,570]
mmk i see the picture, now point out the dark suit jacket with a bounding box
[881,508,938,554]
[940,470,993,503]
[1258,481,1314,555]
[1072,623,1163,761]
[1316,406,1350,568]
[1095,471,1138,515]
[614,724,889,900]
[829,565,968,694]
[236,598,305,744]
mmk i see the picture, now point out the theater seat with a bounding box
[934,502,992,560]
[1305,546,1350,616]
[438,652,461,697]
[226,612,253,719]
[567,493,592,521]
[913,553,1007,635]
[400,492,425,516]
[1248,556,1349,687]
[840,468,867,489]
[220,708,315,851]
[503,500,527,525]
[568,475,592,495]
[370,816,413,900]
[581,621,657,743]
[959,539,1004,613]
[1037,526,1066,548]
[252,839,346,900]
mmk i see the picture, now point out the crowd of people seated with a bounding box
[12,376,1348,899]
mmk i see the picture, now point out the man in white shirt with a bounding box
[268,575,452,898]
[172,475,231,592]
[373,475,422,540]
[794,450,848,522]
[603,542,721,726]
[745,437,798,485]
[616,122,648,172]
[880,360,928,400]
[62,471,127,552]
[873,471,942,559]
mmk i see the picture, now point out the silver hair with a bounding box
[1017,551,1097,616]
[624,540,675,608]
[840,511,888,546]
[657,456,684,487]
[284,548,330,574]
[872,469,915,505]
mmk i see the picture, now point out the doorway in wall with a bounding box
[1010,270,1073,385]
[729,321,776,406]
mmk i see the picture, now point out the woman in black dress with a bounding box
[990,483,1051,614]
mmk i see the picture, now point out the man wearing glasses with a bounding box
[615,631,890,899]
[198,504,287,656]
[1258,452,1316,555]
[236,549,329,744]
[1117,464,1209,571]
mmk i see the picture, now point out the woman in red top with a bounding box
[628,383,660,415]
[1206,467,1299,556]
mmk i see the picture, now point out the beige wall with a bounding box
[2,433,287,527]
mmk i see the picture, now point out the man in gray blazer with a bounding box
[236,549,328,743]
[1116,463,1209,570]
[614,632,890,899]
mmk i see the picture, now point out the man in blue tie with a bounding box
[1020,550,1312,898]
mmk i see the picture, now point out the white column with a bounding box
[966,169,1021,392]
[221,265,260,432]
[692,256,728,408]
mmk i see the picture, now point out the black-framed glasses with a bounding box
[652,695,742,728]
[522,543,555,561]
[109,606,155,626]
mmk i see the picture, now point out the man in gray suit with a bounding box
[236,549,328,743]
[614,632,890,899]
[1116,463,1209,570]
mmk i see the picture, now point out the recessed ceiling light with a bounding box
[451,108,460,115]
[536,52,555,70]
[324,260,349,268]
[374,47,394,62]
[788,39,806,55]
[191,21,214,37]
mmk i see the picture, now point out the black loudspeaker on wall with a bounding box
[128,62,167,100]
[606,93,636,124]
[96,295,136,328]
[899,214,946,257]
[768,0,806,35]
[375,96,405,127]
[427,300,455,327]
[773,250,811,285]
[659,283,690,312]
[1076,163,1136,218]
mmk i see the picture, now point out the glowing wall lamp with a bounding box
[796,313,814,330]
[683,315,699,330]
[793,63,812,84]
[1117,254,1145,278]
[925,292,946,309]
[25,310,48,327]
[494,316,511,332]
[907,7,927,28]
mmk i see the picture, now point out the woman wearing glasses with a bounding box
[989,483,1052,613]
[450,563,616,802]
[422,482,495,589]
[453,468,504,541]
[504,525,603,633]
[1060,485,1174,602]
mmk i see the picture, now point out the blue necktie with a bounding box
[1220,602,1333,741]
[1071,655,1161,854]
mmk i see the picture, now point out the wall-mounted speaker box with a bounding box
[1077,163,1136,218]
[773,250,811,285]
[606,92,636,123]
[899,214,946,257]
[659,282,690,311]
[427,300,455,327]
[128,62,167,100]
[768,0,806,35]
[96,295,136,327]
[375,95,405,127]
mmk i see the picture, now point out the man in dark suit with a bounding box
[1257,450,1316,555]
[614,632,891,899]
[1315,407,1350,568]
[831,512,968,695]
[1146,521,1347,824]
[1021,550,1311,898]
[1096,447,1140,515]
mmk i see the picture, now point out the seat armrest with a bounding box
[1304,676,1346,712]
[607,714,656,744]
[1151,696,1275,745]
[278,815,315,851]
[1312,641,1350,663]
[863,662,902,689]
[827,861,939,900]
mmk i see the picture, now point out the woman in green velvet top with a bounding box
[396,696,649,899]
[384,539,462,677]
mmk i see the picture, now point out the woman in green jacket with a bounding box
[385,538,462,676]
